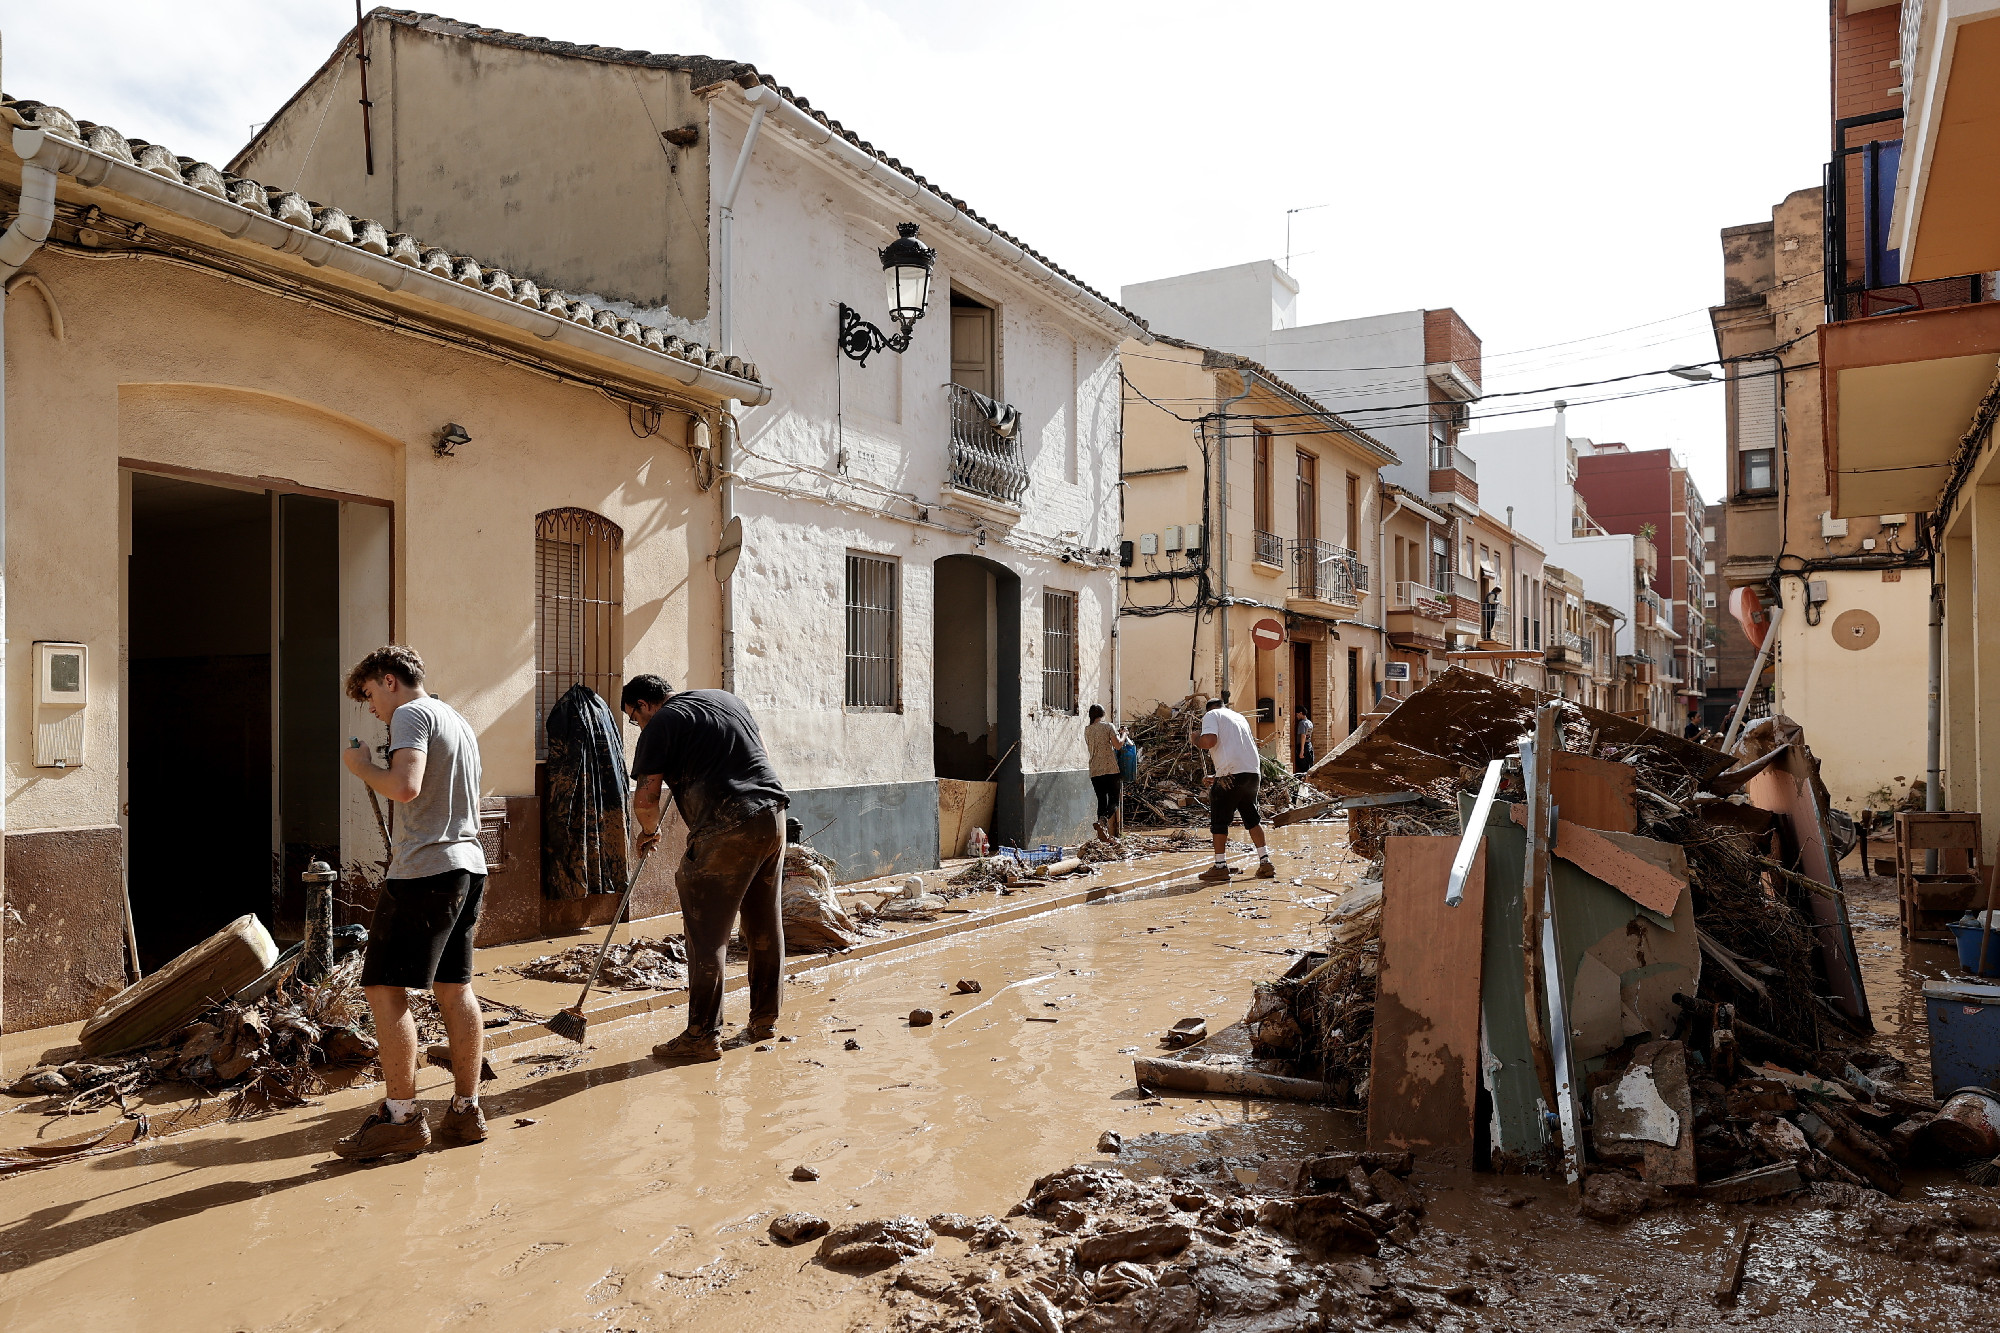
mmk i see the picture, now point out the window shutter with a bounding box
[1734,359,1779,455]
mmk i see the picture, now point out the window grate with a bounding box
[845,552,899,710]
[1041,589,1078,714]
[536,508,623,760]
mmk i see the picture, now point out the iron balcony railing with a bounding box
[1627,649,1656,665]
[1254,530,1284,566]
[1430,445,1478,480]
[1479,602,1511,645]
[947,384,1030,507]
[1291,539,1366,605]
[1547,631,1587,666]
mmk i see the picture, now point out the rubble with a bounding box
[780,844,865,952]
[817,1214,935,1268]
[769,1212,829,1244]
[508,934,687,989]
[1122,696,1304,827]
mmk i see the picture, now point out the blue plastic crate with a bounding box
[1000,845,1062,867]
[1925,979,2000,1099]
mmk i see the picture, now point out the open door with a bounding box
[339,501,393,897]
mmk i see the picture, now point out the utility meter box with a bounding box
[34,641,87,768]
[1138,532,1159,557]
[1163,525,1183,552]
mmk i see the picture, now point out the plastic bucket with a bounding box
[1932,1087,2000,1157]
[1950,920,2000,977]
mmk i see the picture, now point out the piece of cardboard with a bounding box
[1551,752,1638,834]
[1370,835,1487,1162]
[1510,808,1687,917]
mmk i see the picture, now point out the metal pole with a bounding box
[1928,573,1945,874]
[1213,375,1253,701]
[1723,599,1782,751]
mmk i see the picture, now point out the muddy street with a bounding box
[0,834,1356,1331]
[1,826,1991,1332]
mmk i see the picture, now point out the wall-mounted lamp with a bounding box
[838,222,936,367]
[434,422,471,457]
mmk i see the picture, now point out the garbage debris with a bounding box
[509,934,688,990]
[1122,696,1304,827]
[780,844,865,952]
[77,913,279,1056]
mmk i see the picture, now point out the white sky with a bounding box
[1,1,1831,501]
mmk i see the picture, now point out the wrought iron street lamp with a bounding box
[838,222,936,366]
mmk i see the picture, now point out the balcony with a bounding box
[1889,0,2000,284]
[1623,651,1656,686]
[1387,580,1449,651]
[1289,539,1367,608]
[947,384,1030,516]
[1253,530,1284,568]
[1634,588,1664,628]
[1546,631,1588,670]
[1478,602,1512,647]
[1428,445,1479,507]
[1390,581,1450,616]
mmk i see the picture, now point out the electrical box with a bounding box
[1821,513,1849,539]
[1118,540,1135,568]
[1163,525,1183,552]
[1862,537,1877,550]
[1185,524,1205,551]
[1879,514,1908,527]
[1806,579,1830,605]
[34,641,86,769]
[1138,532,1159,557]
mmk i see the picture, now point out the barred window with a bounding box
[535,508,623,760]
[1041,589,1078,714]
[845,552,899,710]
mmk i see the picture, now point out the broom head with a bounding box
[545,1006,589,1043]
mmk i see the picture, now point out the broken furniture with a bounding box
[1897,811,1983,941]
[78,913,278,1056]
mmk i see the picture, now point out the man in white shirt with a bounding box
[1194,698,1275,883]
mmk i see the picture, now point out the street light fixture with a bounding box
[1667,364,1715,382]
[839,222,936,366]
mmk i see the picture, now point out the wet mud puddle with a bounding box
[0,833,1359,1332]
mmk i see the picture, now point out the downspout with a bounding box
[1213,373,1253,702]
[1927,568,1944,870]
[714,96,770,695]
[0,122,61,1033]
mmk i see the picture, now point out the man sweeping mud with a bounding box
[622,675,789,1063]
[334,645,490,1159]
[1195,697,1276,883]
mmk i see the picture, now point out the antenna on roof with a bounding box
[1284,205,1328,274]
[355,0,376,175]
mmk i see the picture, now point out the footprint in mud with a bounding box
[585,1269,626,1303]
[499,1240,569,1276]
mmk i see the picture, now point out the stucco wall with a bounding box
[4,241,713,850]
[232,16,713,319]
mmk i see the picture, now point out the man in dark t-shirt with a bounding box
[623,674,789,1063]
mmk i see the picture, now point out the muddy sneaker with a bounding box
[1197,863,1234,884]
[334,1104,430,1160]
[1255,860,1277,879]
[653,1030,724,1063]
[725,1023,778,1049]
[435,1100,488,1148]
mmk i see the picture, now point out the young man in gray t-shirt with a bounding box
[334,644,490,1160]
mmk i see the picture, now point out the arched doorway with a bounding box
[933,554,1022,850]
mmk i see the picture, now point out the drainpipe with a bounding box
[0,122,60,1037]
[1927,572,1945,870]
[714,95,770,695]
[1212,374,1253,701]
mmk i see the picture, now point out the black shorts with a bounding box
[1209,773,1263,836]
[359,869,486,988]
[1091,773,1122,818]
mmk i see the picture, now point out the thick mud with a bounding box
[0,827,1988,1331]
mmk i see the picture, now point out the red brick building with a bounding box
[1701,506,1761,731]
[1572,445,1710,725]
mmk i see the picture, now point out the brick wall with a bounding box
[1429,467,1479,504]
[1422,308,1483,387]
[1833,3,1905,283]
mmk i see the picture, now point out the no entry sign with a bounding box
[1251,618,1286,651]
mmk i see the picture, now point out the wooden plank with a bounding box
[1550,752,1638,834]
[1745,749,1873,1030]
[1509,810,1689,919]
[1369,836,1487,1163]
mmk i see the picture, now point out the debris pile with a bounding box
[781,844,865,952]
[850,1155,1447,1330]
[9,955,379,1114]
[1218,668,1935,1203]
[509,934,688,989]
[1121,697,1302,828]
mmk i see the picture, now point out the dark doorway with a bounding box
[1347,648,1362,737]
[933,554,1022,845]
[1292,642,1313,768]
[127,475,341,971]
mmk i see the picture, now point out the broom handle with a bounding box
[569,849,653,1012]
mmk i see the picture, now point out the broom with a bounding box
[544,847,653,1042]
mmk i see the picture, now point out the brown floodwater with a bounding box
[1,828,1987,1331]
[0,831,1363,1332]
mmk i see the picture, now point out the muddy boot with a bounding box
[334,1103,431,1160]
[653,1030,724,1063]
[1255,859,1277,879]
[725,1023,778,1049]
[435,1097,488,1147]
[1093,820,1109,843]
[1197,863,1234,884]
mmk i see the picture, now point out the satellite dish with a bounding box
[714,515,743,583]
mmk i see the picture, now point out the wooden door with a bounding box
[951,305,993,395]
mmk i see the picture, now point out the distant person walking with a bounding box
[335,645,489,1160]
[1294,710,1315,770]
[1085,704,1127,843]
[623,675,790,1064]
[1195,698,1275,883]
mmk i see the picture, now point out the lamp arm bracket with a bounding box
[839,302,913,367]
